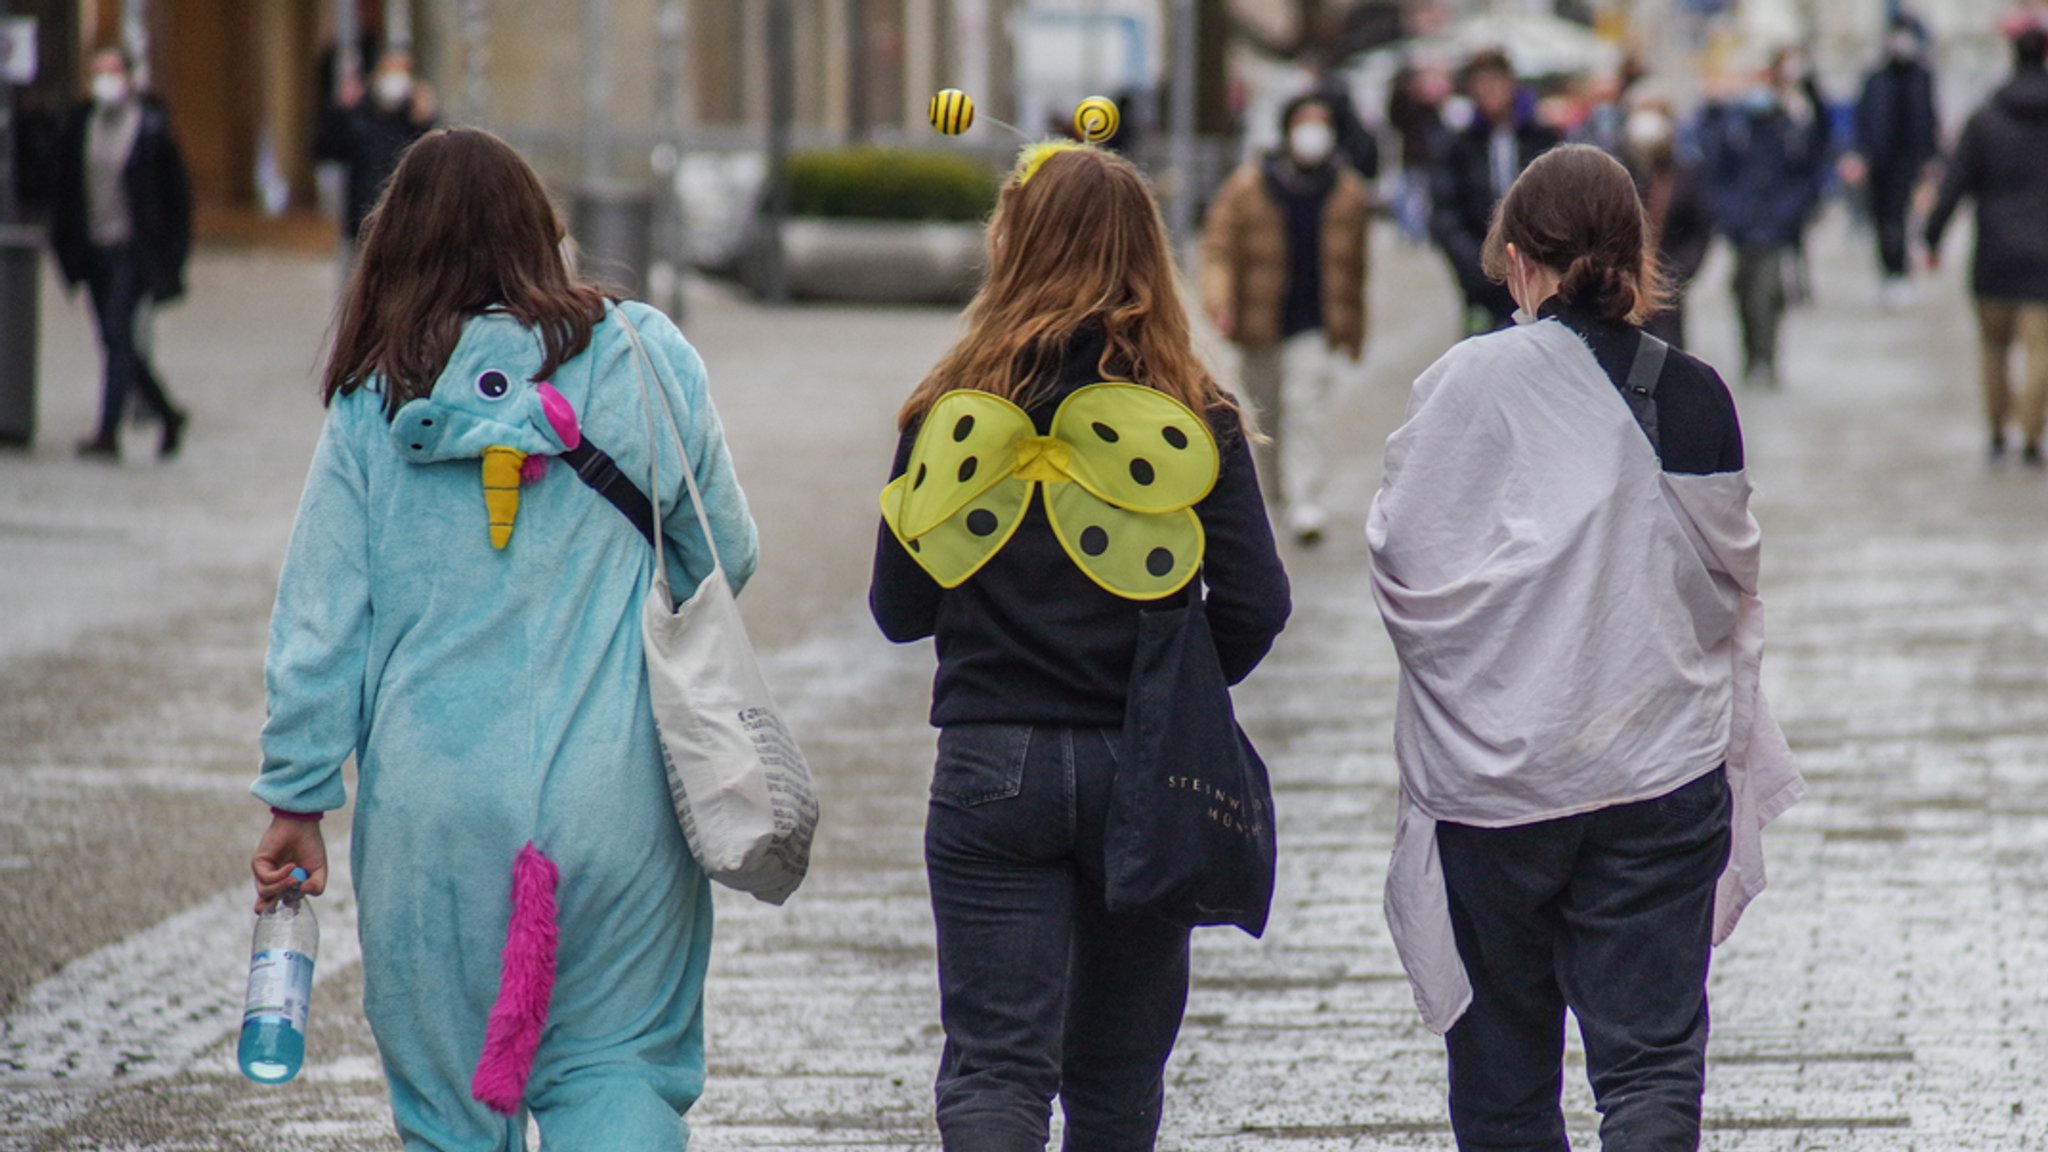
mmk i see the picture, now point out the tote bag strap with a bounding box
[613,303,726,584]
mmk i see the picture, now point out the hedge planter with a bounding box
[777,218,985,305]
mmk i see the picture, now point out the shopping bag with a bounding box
[619,309,819,904]
[1104,587,1276,936]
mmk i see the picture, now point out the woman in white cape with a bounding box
[1366,145,1803,1151]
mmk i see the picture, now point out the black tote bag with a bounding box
[1104,586,1278,937]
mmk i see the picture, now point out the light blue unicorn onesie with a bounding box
[253,302,756,1151]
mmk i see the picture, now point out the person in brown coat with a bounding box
[1201,93,1371,544]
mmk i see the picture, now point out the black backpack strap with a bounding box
[1618,331,1668,457]
[561,439,657,548]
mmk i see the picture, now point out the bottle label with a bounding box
[243,948,314,1033]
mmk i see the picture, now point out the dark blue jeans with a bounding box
[1436,767,1732,1152]
[85,243,176,440]
[925,725,1192,1152]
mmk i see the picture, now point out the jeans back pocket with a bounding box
[931,725,1032,807]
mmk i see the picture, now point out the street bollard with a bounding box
[0,223,40,448]
[571,183,654,303]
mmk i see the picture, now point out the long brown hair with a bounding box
[897,145,1234,430]
[1481,143,1670,325]
[322,128,610,414]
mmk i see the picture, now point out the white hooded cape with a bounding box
[1365,320,1805,1034]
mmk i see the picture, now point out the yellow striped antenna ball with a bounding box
[929,88,976,135]
[1073,96,1120,143]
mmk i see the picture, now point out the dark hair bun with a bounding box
[1559,254,1636,324]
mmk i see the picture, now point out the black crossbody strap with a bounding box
[1618,331,1668,457]
[561,439,657,548]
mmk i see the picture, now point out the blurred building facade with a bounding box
[12,0,2047,241]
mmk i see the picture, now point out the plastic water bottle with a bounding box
[238,866,319,1084]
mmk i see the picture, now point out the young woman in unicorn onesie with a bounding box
[247,128,758,1151]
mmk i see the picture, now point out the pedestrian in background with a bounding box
[1386,61,1448,244]
[314,50,437,253]
[1619,86,1713,349]
[251,127,758,1150]
[1368,144,1801,1152]
[1924,24,2048,466]
[1429,49,1562,335]
[1201,92,1372,545]
[1851,14,1942,308]
[871,143,1290,1152]
[49,45,191,460]
[1699,52,1830,388]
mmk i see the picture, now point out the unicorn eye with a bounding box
[476,370,511,401]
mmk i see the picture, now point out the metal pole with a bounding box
[847,0,869,143]
[762,0,793,301]
[1167,0,1197,248]
[461,0,489,123]
[653,0,688,317]
[386,0,414,54]
[123,0,149,89]
[336,0,360,98]
[0,0,18,224]
[583,0,610,188]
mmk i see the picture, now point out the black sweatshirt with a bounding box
[869,328,1292,728]
[1542,299,1745,476]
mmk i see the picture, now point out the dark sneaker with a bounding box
[1990,433,2008,460]
[76,435,119,461]
[159,409,188,459]
[2023,443,2044,469]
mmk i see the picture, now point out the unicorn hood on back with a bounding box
[390,313,583,550]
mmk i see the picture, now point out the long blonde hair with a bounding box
[897,145,1235,430]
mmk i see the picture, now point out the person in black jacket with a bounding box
[314,50,437,249]
[1925,25,2048,465]
[1852,15,1942,303]
[1619,89,1713,349]
[50,46,192,459]
[870,143,1289,1152]
[1430,49,1563,334]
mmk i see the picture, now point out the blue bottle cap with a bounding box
[289,867,308,885]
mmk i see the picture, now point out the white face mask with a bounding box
[1288,121,1336,167]
[374,73,413,107]
[1625,109,1674,151]
[91,74,129,107]
[1508,251,1542,325]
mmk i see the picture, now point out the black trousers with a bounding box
[1869,174,1916,280]
[924,725,1192,1152]
[1437,768,1732,1152]
[85,242,177,440]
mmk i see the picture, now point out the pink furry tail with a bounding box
[471,842,560,1115]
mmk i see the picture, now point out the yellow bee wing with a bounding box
[887,391,1036,539]
[882,471,1033,588]
[1049,383,1219,513]
[1044,481,1205,600]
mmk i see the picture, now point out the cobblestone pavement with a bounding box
[3,212,2045,1150]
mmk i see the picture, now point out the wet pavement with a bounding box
[2,210,2045,1150]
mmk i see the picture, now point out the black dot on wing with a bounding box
[907,538,922,553]
[1129,458,1155,485]
[958,457,979,483]
[953,415,976,442]
[1091,421,1120,443]
[966,509,999,537]
[1080,526,1110,555]
[1162,425,1188,449]
[1145,547,1174,577]
[914,463,928,489]
[410,443,423,451]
